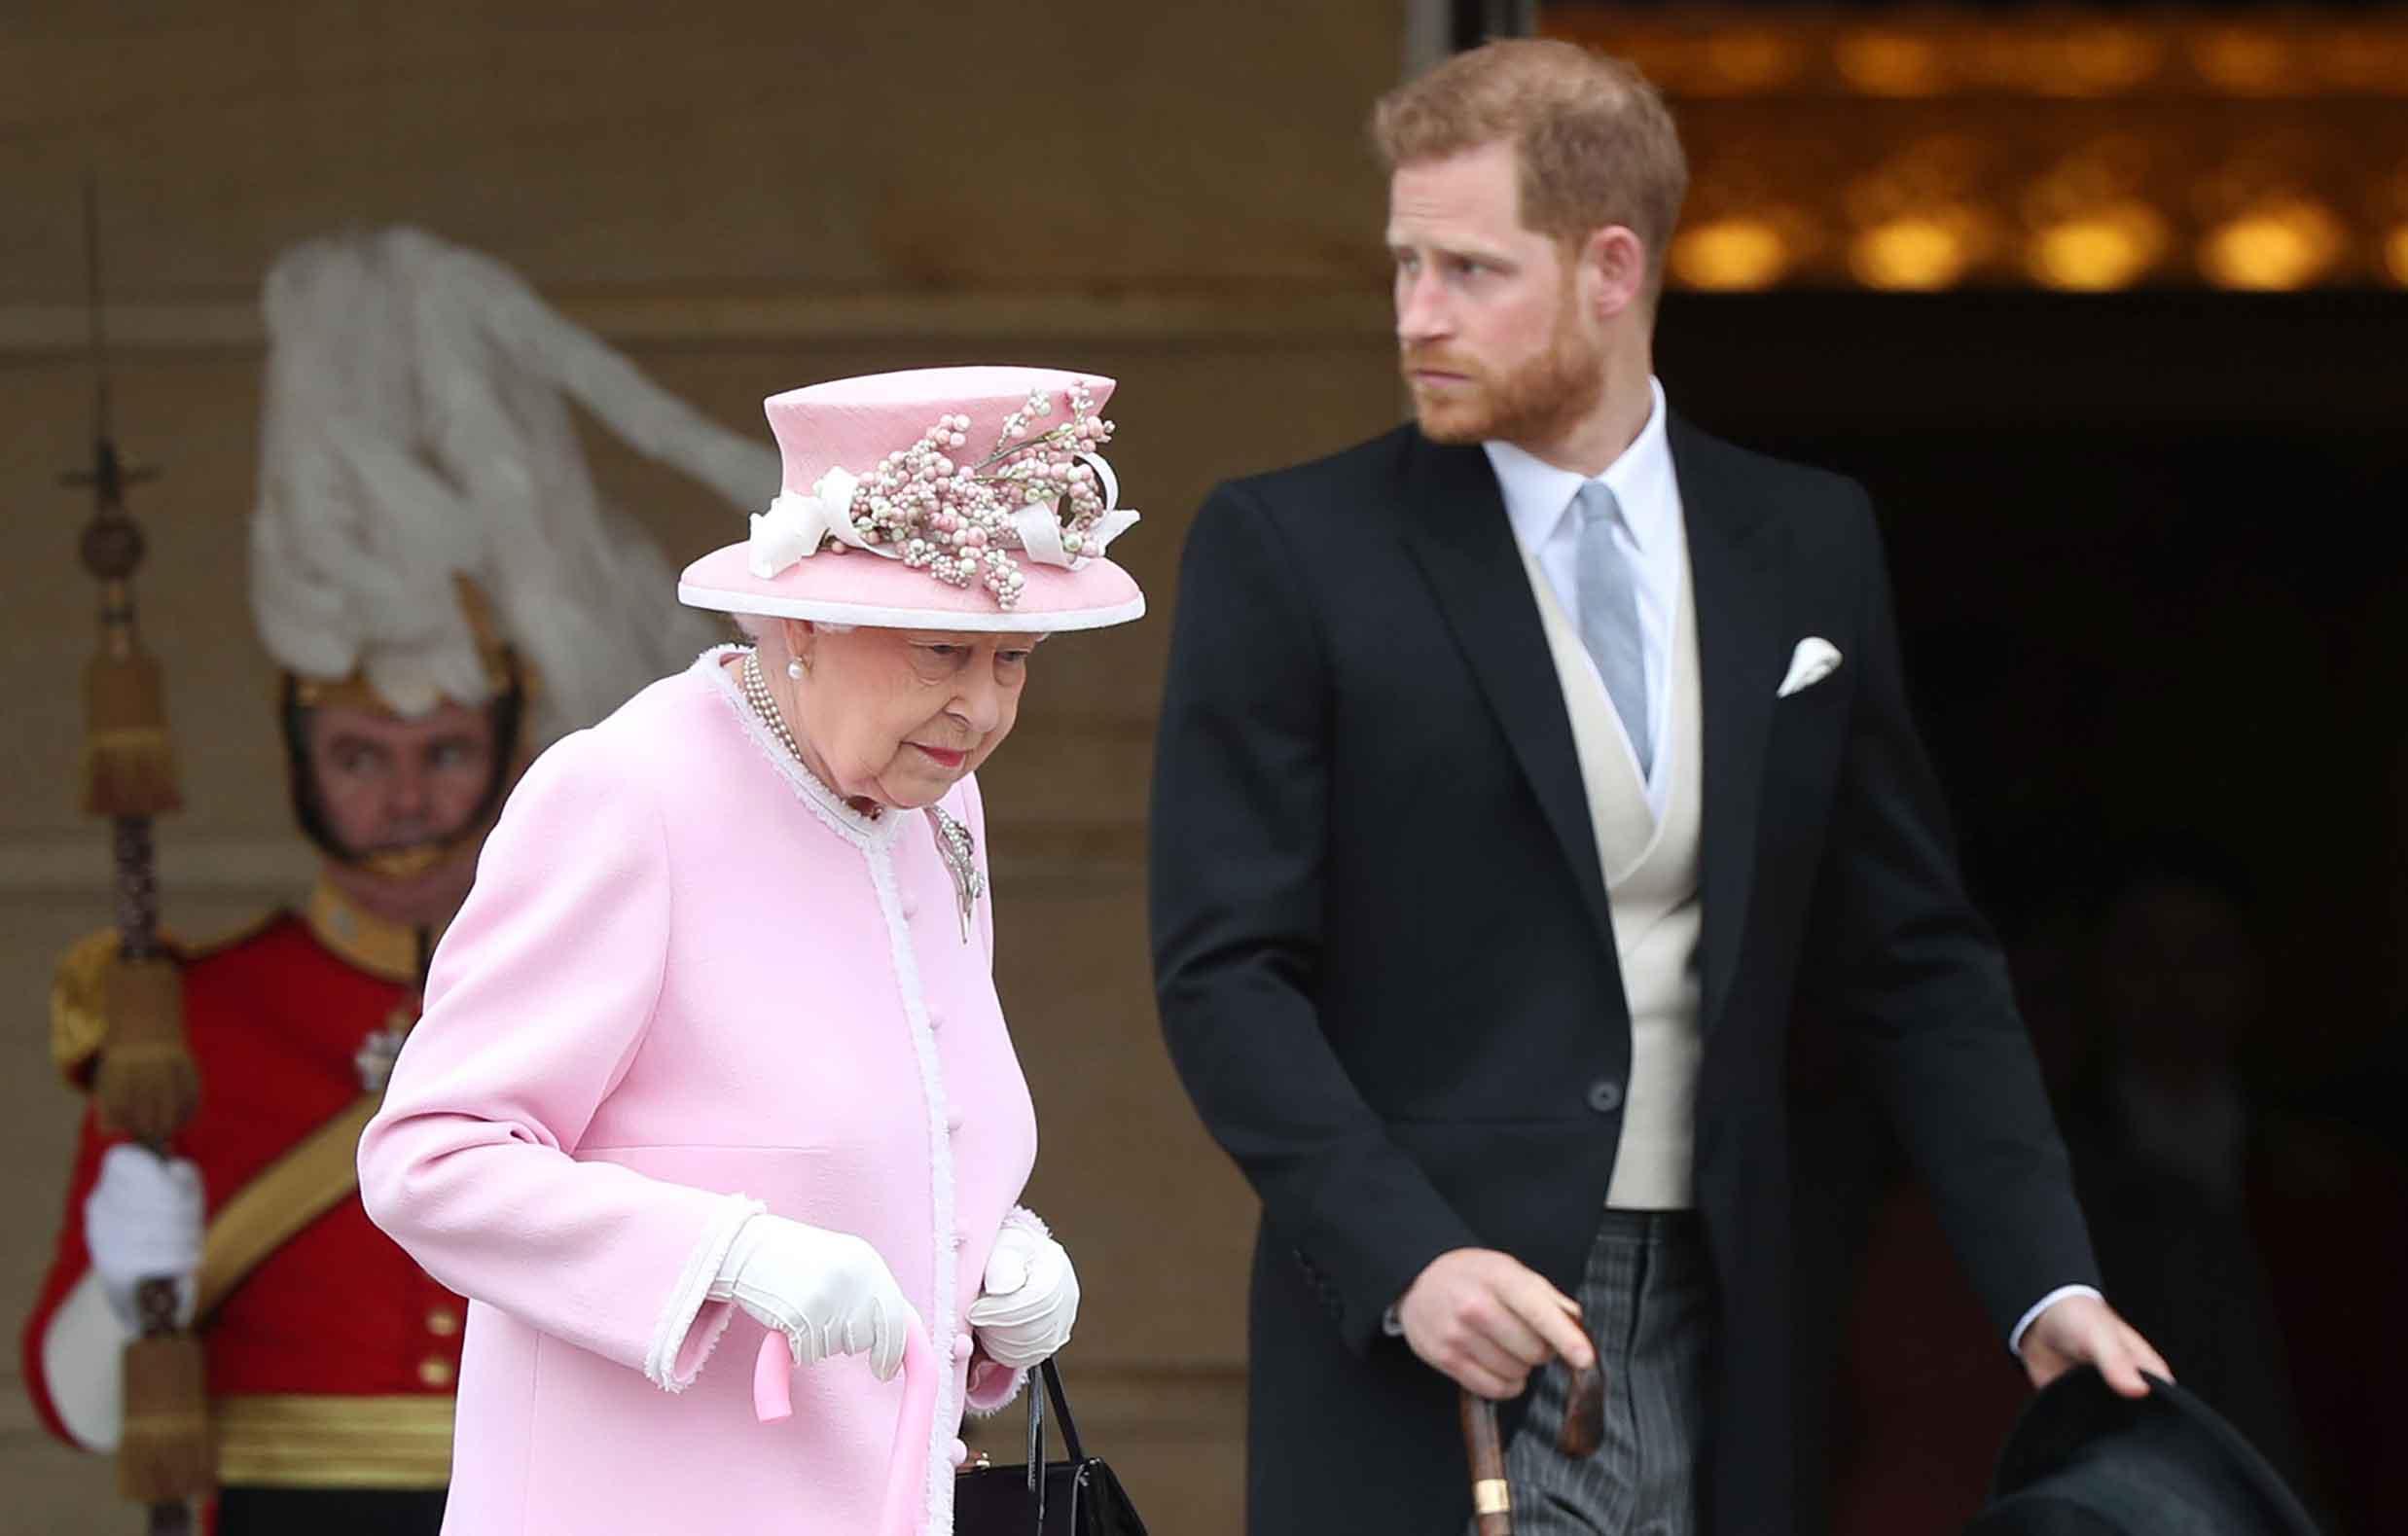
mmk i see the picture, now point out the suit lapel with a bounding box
[1671,416,1790,1035]
[1396,434,1616,951]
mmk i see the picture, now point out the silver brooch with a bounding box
[925,805,986,944]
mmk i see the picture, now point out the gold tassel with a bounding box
[81,647,182,819]
[116,1330,213,1503]
[93,955,198,1143]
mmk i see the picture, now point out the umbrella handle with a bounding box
[1460,1391,1513,1535]
[1456,1358,1605,1533]
[1559,1361,1605,1458]
[753,1316,937,1536]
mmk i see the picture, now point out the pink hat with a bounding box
[676,366,1144,633]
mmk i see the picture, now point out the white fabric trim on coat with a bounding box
[873,817,963,1535]
[701,645,966,1530]
[644,1193,768,1392]
[699,645,903,851]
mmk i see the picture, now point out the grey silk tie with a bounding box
[1570,481,1652,776]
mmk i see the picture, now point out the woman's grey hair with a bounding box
[730,612,854,641]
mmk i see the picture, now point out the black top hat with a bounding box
[1963,1367,2322,1536]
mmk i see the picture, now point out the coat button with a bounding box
[417,1357,455,1388]
[425,1306,462,1338]
[902,894,919,920]
[926,1007,944,1031]
[947,1106,966,1133]
[1586,1078,1625,1114]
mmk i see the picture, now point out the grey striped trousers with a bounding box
[1467,1210,1711,1536]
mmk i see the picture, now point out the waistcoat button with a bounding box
[1586,1078,1625,1114]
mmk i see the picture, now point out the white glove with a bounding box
[83,1145,203,1332]
[708,1214,916,1381]
[967,1219,1080,1369]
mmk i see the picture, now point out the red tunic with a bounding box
[20,899,463,1484]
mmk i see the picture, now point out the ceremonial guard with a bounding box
[20,227,775,1535]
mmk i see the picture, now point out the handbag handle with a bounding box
[1019,1357,1086,1533]
[1025,1361,1046,1499]
[1040,1359,1086,1463]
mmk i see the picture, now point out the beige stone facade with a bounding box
[2,5,1413,1527]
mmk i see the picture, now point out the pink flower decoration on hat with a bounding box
[680,367,1145,633]
[744,378,1135,612]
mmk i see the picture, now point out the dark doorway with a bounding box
[1667,291,2408,1534]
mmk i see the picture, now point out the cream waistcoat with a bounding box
[1522,550,1705,1209]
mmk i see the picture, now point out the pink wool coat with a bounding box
[358,647,1041,1534]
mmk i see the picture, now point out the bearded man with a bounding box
[1148,39,2166,1536]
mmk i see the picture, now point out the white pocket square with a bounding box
[1776,637,1842,698]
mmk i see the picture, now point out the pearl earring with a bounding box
[786,658,806,681]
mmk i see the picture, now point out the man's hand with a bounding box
[84,1145,203,1331]
[2020,1293,2171,1399]
[1398,1248,1594,1400]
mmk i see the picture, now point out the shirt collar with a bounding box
[1483,376,1676,556]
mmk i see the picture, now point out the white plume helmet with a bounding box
[250,226,776,743]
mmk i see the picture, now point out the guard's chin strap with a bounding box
[278,662,526,883]
[346,831,485,883]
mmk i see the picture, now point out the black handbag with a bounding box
[953,1359,1147,1535]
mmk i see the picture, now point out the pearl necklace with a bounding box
[738,649,985,942]
[739,650,880,821]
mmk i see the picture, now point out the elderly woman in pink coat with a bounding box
[357,367,1146,1534]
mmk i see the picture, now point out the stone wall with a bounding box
[1,4,1412,1527]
